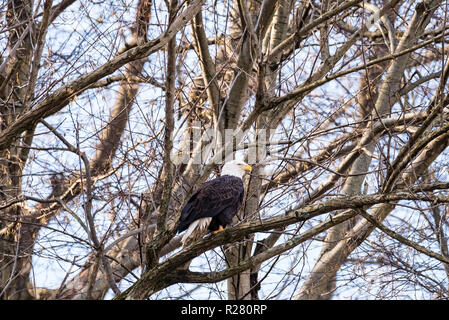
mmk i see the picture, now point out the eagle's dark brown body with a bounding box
[176,175,244,234]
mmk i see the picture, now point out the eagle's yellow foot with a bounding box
[213,225,226,235]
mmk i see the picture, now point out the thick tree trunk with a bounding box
[225,0,284,300]
[0,0,35,300]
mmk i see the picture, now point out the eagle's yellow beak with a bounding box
[243,164,252,173]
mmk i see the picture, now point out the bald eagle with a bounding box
[176,160,252,246]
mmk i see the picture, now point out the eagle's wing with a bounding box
[176,176,243,233]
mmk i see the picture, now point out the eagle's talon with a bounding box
[213,225,225,235]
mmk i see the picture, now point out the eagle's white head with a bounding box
[221,160,252,179]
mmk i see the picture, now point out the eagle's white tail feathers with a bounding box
[181,217,212,246]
